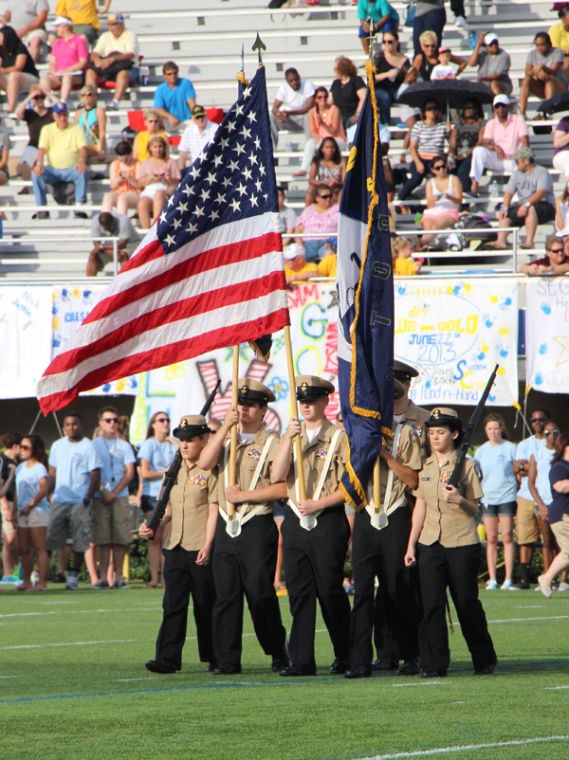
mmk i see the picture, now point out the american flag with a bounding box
[37,66,290,414]
[337,72,394,509]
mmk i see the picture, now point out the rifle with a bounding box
[447,364,499,489]
[144,380,221,533]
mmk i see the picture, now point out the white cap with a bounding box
[493,93,510,107]
[484,32,499,46]
[53,15,73,26]
[283,242,305,260]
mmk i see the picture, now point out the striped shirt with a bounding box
[410,121,447,158]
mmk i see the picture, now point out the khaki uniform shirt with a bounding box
[218,427,279,517]
[401,400,431,458]
[414,455,483,548]
[165,461,218,552]
[374,423,422,515]
[286,419,347,502]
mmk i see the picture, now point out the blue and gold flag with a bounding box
[337,65,394,509]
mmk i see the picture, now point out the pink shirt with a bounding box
[52,33,89,72]
[297,203,339,240]
[308,105,346,142]
[483,114,528,159]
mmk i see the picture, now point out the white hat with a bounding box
[283,242,305,260]
[493,93,510,107]
[484,33,499,46]
[53,15,73,26]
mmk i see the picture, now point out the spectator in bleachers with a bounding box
[448,99,485,195]
[136,134,181,229]
[431,45,466,80]
[86,211,136,276]
[419,154,462,246]
[552,113,569,178]
[330,56,366,133]
[31,101,89,220]
[294,183,339,262]
[411,0,446,57]
[85,13,138,111]
[102,138,140,216]
[153,60,196,132]
[270,67,315,148]
[392,236,421,275]
[41,17,89,106]
[317,238,338,278]
[398,99,448,201]
[305,137,346,206]
[132,109,167,162]
[519,234,569,274]
[0,118,10,187]
[469,94,529,197]
[14,85,53,192]
[178,105,219,174]
[54,0,112,48]
[0,25,40,115]
[372,30,411,126]
[518,32,567,119]
[493,147,555,250]
[283,242,318,285]
[1,2,49,64]
[277,186,297,243]
[549,5,569,73]
[467,33,513,97]
[299,86,346,175]
[555,180,569,235]
[74,84,107,162]
[356,0,399,56]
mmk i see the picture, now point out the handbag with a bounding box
[404,0,416,28]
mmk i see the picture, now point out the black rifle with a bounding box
[144,380,221,533]
[447,364,499,489]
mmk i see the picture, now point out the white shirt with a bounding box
[178,119,219,163]
[275,79,315,111]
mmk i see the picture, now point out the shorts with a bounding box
[2,515,15,539]
[92,496,132,546]
[550,513,569,561]
[508,202,555,227]
[141,182,168,200]
[46,500,92,553]
[515,496,539,545]
[22,29,47,45]
[20,144,39,168]
[482,501,517,518]
[18,509,50,529]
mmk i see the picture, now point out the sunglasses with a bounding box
[146,119,159,123]
[423,44,436,48]
[155,417,170,423]
[315,95,327,99]
[431,164,445,170]
[19,444,32,451]
[33,94,45,100]
[318,194,332,200]
[164,71,177,76]
[548,248,564,254]
[494,104,508,109]
[545,429,560,436]
[102,417,119,423]
[382,38,395,43]
[425,106,439,111]
[530,417,546,423]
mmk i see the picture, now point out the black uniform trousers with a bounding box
[350,507,421,669]
[211,514,286,669]
[155,546,215,669]
[281,506,351,670]
[417,542,497,673]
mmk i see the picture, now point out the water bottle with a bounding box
[469,32,476,51]
[0,217,3,238]
[491,179,498,199]
[140,65,150,87]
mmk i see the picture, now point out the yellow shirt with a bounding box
[134,129,168,162]
[394,256,420,276]
[549,22,569,53]
[317,254,337,278]
[38,122,87,170]
[285,261,318,283]
[55,0,101,30]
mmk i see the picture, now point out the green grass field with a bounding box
[1,584,568,760]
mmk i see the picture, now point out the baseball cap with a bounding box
[438,45,451,54]
[512,146,535,161]
[484,33,499,45]
[108,13,125,23]
[493,94,510,107]
[53,102,68,114]
[192,105,207,118]
[53,16,73,26]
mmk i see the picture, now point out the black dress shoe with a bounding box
[279,664,316,677]
[272,656,289,673]
[420,669,447,678]
[344,665,371,679]
[372,656,398,672]
[211,664,242,675]
[145,659,177,674]
[206,662,217,673]
[398,658,420,676]
[474,664,495,676]
[329,658,350,675]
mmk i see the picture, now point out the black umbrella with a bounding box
[537,89,569,115]
[396,79,494,111]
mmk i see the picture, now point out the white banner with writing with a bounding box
[526,277,569,393]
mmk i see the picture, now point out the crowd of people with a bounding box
[2,366,569,679]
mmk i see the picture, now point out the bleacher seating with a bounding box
[0,0,565,280]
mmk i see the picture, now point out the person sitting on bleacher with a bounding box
[132,109,167,162]
[31,101,89,220]
[102,138,140,217]
[0,116,10,187]
[85,13,139,112]
[153,60,196,132]
[270,67,315,148]
[178,105,218,175]
[519,234,569,275]
[492,147,555,250]
[40,16,89,106]
[86,210,136,276]
[518,32,567,119]
[74,84,106,163]
[54,0,112,48]
[467,33,513,97]
[553,112,569,178]
[135,134,180,229]
[398,99,448,201]
[549,5,569,74]
[14,85,52,193]
[469,94,529,197]
[0,25,39,115]
[1,1,49,65]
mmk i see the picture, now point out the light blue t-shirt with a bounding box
[92,436,136,499]
[49,436,101,504]
[474,440,518,506]
[532,444,555,506]
[138,437,177,498]
[153,78,196,122]
[16,461,50,514]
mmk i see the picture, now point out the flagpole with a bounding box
[227,344,240,522]
[372,456,380,513]
[284,325,306,501]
